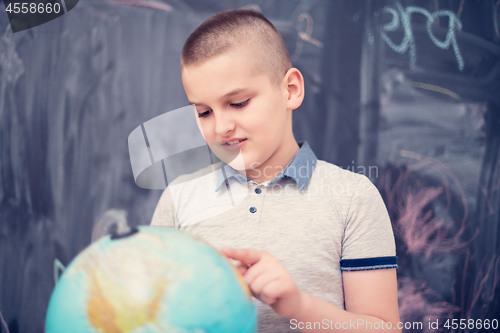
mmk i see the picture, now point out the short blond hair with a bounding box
[181,9,292,85]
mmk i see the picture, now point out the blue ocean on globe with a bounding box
[45,226,257,333]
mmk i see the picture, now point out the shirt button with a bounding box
[249,207,257,213]
[254,188,262,194]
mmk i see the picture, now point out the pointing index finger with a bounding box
[221,247,263,266]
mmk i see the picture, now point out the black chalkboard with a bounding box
[0,1,498,332]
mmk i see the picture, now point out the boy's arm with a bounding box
[223,248,401,333]
[297,269,401,333]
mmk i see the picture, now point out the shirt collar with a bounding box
[215,141,317,191]
[215,163,249,192]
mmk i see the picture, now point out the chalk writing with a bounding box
[292,12,323,61]
[381,4,464,71]
[297,13,323,48]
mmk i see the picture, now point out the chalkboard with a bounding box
[0,1,499,332]
[364,0,500,325]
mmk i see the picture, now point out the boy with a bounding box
[151,9,400,332]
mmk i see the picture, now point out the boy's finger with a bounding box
[258,294,277,306]
[221,247,263,265]
[236,263,248,275]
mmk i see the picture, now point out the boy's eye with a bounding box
[230,99,250,108]
[197,109,211,118]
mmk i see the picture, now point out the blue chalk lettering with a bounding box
[381,4,464,71]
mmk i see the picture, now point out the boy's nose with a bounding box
[213,111,236,136]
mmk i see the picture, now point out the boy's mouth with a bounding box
[219,138,247,151]
[222,139,246,146]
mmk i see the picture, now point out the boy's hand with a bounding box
[221,247,304,318]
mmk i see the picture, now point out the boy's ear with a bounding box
[283,68,305,110]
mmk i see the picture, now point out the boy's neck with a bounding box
[246,139,300,184]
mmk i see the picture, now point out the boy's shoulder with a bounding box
[309,159,378,197]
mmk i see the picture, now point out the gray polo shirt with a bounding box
[151,142,397,333]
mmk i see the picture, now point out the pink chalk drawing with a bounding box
[377,156,499,332]
[379,160,472,259]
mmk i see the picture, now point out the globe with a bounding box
[45,226,257,333]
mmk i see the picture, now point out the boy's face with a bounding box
[181,45,294,174]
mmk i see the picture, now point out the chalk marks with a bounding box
[411,81,460,100]
[297,13,323,48]
[381,4,464,71]
[466,255,500,319]
[292,12,323,61]
[456,0,465,19]
[110,0,173,12]
[0,26,24,85]
[0,309,10,333]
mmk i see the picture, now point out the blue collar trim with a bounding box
[215,141,317,191]
[215,164,249,192]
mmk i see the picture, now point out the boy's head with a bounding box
[180,9,304,181]
[181,9,292,85]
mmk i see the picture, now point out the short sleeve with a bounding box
[340,175,398,271]
[150,188,178,228]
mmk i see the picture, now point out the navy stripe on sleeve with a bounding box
[340,256,398,271]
